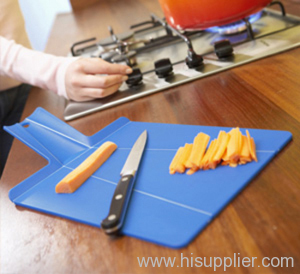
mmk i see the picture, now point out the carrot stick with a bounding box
[186,168,198,175]
[238,129,243,154]
[186,132,210,169]
[246,130,258,162]
[175,143,193,173]
[240,135,252,163]
[55,141,117,193]
[169,147,184,174]
[211,131,230,168]
[226,128,241,162]
[201,140,216,170]
[183,144,193,167]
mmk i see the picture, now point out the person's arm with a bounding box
[0,36,132,101]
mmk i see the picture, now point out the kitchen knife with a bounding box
[101,130,147,235]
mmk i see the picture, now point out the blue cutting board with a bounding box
[4,107,292,248]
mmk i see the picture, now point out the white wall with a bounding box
[18,0,72,51]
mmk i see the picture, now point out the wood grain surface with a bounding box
[1,0,300,273]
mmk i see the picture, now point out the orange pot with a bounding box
[158,0,272,30]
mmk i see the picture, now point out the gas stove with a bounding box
[64,3,300,121]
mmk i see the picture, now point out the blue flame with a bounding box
[207,11,263,34]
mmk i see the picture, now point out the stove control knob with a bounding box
[154,58,173,78]
[126,68,143,87]
[185,49,204,69]
[214,40,234,60]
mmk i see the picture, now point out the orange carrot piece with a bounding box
[183,144,193,167]
[240,135,252,163]
[201,140,216,170]
[222,159,238,166]
[221,161,229,166]
[207,134,222,169]
[186,132,210,169]
[175,143,193,173]
[222,148,229,162]
[170,144,193,174]
[224,128,235,160]
[226,128,241,162]
[238,129,243,155]
[211,131,230,167]
[169,147,184,174]
[246,130,258,162]
[55,141,117,193]
[250,138,258,162]
[186,168,198,175]
[229,162,238,168]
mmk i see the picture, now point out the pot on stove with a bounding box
[158,0,272,30]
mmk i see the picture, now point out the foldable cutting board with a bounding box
[5,108,292,248]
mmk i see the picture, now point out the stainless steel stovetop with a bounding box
[64,7,300,120]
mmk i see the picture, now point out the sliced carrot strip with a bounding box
[207,133,222,168]
[175,143,193,173]
[169,147,184,174]
[240,135,252,163]
[227,127,241,162]
[225,128,235,160]
[183,144,193,167]
[238,129,243,155]
[56,141,117,193]
[222,159,238,166]
[250,137,258,162]
[222,148,229,162]
[221,161,229,166]
[246,130,258,162]
[201,140,216,170]
[186,168,198,175]
[211,131,230,167]
[186,132,210,169]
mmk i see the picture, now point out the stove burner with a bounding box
[207,11,263,35]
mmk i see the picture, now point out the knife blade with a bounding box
[101,130,147,235]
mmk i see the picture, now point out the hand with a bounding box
[65,58,132,101]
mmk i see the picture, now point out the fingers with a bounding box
[80,82,122,99]
[80,58,132,75]
[65,57,132,102]
[80,74,128,89]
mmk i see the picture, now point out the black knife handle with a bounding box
[101,174,135,235]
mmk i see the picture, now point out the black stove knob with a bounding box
[214,40,234,60]
[126,68,143,87]
[154,58,173,78]
[185,49,204,69]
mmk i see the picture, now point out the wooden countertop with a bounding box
[1,1,300,273]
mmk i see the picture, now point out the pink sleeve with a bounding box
[0,36,78,99]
